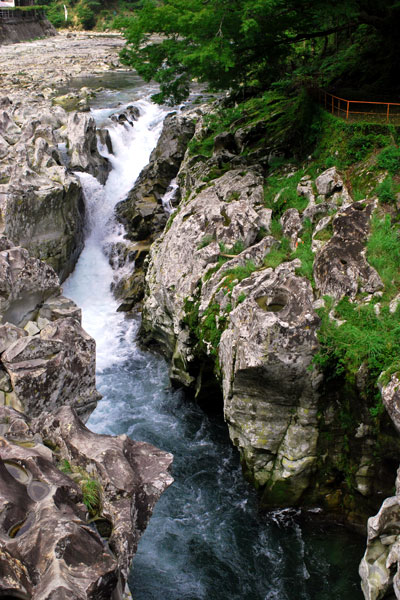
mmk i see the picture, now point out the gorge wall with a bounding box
[115,99,400,598]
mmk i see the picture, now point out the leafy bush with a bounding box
[375,175,397,204]
[76,4,95,28]
[376,145,400,174]
[367,216,400,299]
[346,134,374,162]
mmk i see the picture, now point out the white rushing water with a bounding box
[62,90,364,600]
[63,99,166,372]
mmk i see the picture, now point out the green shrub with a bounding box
[376,145,400,174]
[346,134,374,162]
[367,216,400,299]
[375,175,397,204]
[220,260,257,292]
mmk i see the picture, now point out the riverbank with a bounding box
[0,31,123,99]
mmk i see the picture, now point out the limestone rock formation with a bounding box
[67,112,110,184]
[313,201,383,300]
[116,111,196,242]
[135,112,399,521]
[0,93,110,281]
[0,238,99,420]
[0,404,173,600]
[140,159,325,504]
[0,101,86,281]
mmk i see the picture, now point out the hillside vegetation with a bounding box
[41,0,139,30]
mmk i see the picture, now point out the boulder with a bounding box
[315,166,345,197]
[313,201,383,300]
[2,317,100,421]
[67,112,110,184]
[0,245,60,326]
[4,160,85,283]
[280,207,303,250]
[0,405,173,600]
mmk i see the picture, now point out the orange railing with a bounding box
[312,89,400,123]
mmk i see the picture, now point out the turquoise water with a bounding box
[63,76,365,600]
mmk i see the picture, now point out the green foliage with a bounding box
[59,459,72,474]
[263,237,291,269]
[314,298,400,392]
[367,216,400,299]
[264,168,309,218]
[237,292,247,304]
[116,0,400,105]
[376,146,400,174]
[292,219,314,282]
[315,215,400,404]
[219,260,257,293]
[76,1,98,29]
[375,175,397,204]
[81,478,102,515]
[219,240,245,255]
[346,133,374,162]
[198,303,228,356]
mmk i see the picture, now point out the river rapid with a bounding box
[62,75,364,600]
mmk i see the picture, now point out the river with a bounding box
[62,74,364,600]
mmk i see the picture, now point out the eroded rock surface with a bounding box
[0,405,173,600]
[0,238,99,420]
[116,111,196,242]
[136,119,399,523]
[314,201,383,300]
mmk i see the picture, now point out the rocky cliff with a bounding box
[0,236,173,599]
[117,99,400,594]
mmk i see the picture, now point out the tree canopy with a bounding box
[117,0,400,104]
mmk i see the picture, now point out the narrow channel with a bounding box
[63,77,364,600]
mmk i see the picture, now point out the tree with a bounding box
[118,0,400,104]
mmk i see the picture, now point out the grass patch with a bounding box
[219,260,257,293]
[375,175,398,204]
[367,215,400,300]
[376,145,400,174]
[264,237,291,268]
[81,478,102,516]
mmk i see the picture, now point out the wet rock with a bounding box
[116,111,195,242]
[97,127,113,155]
[67,112,111,184]
[0,245,60,326]
[219,262,320,503]
[359,479,400,600]
[4,170,85,283]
